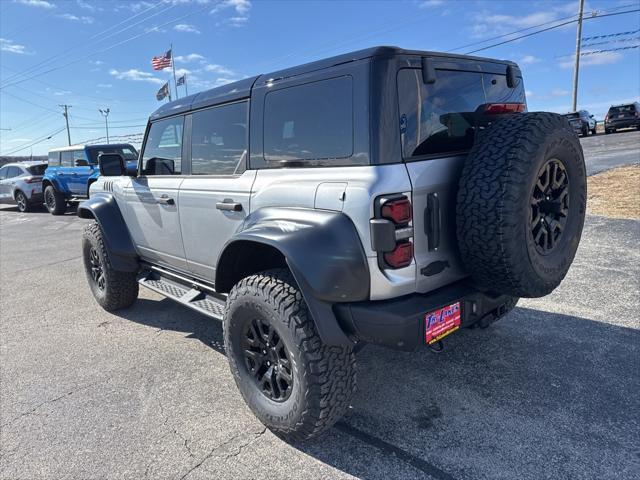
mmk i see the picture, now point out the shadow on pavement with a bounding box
[114,300,640,480]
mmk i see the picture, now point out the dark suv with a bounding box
[605,102,640,134]
[563,110,596,136]
[78,46,586,441]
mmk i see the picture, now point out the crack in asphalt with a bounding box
[177,428,267,480]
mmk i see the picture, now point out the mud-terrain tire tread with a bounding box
[44,185,66,215]
[457,112,586,297]
[224,268,356,441]
[82,221,138,311]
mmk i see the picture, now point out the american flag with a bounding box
[152,49,172,70]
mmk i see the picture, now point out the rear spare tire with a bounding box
[457,112,586,298]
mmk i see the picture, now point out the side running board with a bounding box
[138,267,226,320]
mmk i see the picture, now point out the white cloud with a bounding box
[90,60,105,65]
[97,83,112,88]
[550,89,569,97]
[176,53,205,63]
[76,0,97,11]
[204,63,235,76]
[7,138,33,143]
[174,68,191,77]
[174,23,201,34]
[525,90,534,98]
[109,69,165,85]
[58,13,94,24]
[559,51,623,69]
[0,38,30,55]
[15,0,54,9]
[211,0,251,26]
[520,55,540,65]
[145,26,167,33]
[420,0,444,7]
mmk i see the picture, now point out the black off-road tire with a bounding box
[14,191,31,212]
[591,128,597,135]
[581,124,589,136]
[457,112,586,298]
[44,185,66,215]
[82,221,138,311]
[224,268,356,441]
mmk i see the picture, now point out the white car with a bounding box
[0,161,47,212]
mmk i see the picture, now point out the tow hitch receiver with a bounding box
[425,302,461,345]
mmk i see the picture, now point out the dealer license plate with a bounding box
[425,302,461,345]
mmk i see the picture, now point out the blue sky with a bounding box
[1,0,639,155]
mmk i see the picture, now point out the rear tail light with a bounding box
[24,176,42,184]
[605,114,609,122]
[484,103,526,114]
[383,241,413,269]
[372,195,414,269]
[381,197,412,225]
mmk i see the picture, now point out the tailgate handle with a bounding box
[425,193,440,251]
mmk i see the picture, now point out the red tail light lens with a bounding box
[384,241,413,268]
[605,114,609,122]
[381,197,412,225]
[24,177,41,184]
[484,103,525,114]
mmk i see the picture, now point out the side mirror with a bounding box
[98,153,125,176]
[75,159,89,167]
[590,114,594,118]
[125,162,138,176]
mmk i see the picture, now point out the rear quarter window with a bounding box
[397,68,524,159]
[27,165,47,175]
[262,76,354,166]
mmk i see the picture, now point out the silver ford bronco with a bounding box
[79,47,586,441]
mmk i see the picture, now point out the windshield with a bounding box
[26,164,47,175]
[608,105,635,115]
[87,146,138,164]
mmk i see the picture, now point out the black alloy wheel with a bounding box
[530,158,570,255]
[241,317,293,402]
[45,188,56,211]
[89,247,106,291]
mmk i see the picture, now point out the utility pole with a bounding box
[59,104,72,145]
[571,0,585,112]
[99,108,110,143]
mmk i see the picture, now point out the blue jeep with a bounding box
[43,144,138,215]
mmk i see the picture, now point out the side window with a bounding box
[0,167,7,180]
[60,151,74,167]
[48,151,60,166]
[142,116,184,175]
[7,166,23,178]
[190,102,248,175]
[263,76,353,165]
[73,149,89,165]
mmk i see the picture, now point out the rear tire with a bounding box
[15,191,30,212]
[591,128,597,135]
[44,185,66,215]
[581,125,589,136]
[82,221,138,311]
[457,112,586,298]
[224,268,356,441]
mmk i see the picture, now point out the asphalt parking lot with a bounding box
[1,131,639,480]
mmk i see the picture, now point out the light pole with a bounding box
[99,108,110,143]
[571,0,585,112]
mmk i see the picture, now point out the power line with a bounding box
[580,44,640,55]
[582,36,640,48]
[1,127,66,156]
[464,8,640,54]
[583,28,639,41]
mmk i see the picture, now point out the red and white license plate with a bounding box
[425,302,461,345]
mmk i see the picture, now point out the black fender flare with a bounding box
[216,207,370,346]
[42,176,63,192]
[77,194,138,272]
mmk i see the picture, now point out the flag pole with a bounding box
[184,74,188,96]
[171,43,179,100]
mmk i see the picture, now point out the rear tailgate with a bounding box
[397,58,525,293]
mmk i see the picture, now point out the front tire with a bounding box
[224,269,356,441]
[15,191,30,212]
[82,221,138,311]
[44,185,66,215]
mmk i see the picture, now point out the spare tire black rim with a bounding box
[530,158,570,255]
[241,318,293,402]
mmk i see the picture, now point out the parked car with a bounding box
[43,144,138,215]
[78,46,586,441]
[563,110,596,136]
[0,161,47,212]
[604,102,640,134]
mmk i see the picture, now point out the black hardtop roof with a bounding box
[150,46,516,121]
[85,143,137,149]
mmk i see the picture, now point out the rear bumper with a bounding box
[335,280,514,351]
[606,119,640,129]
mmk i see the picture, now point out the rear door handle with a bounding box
[216,201,243,212]
[156,194,175,205]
